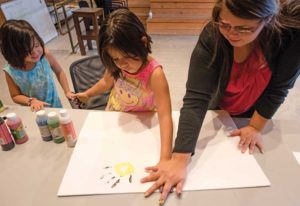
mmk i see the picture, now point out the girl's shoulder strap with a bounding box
[148,59,162,71]
[140,58,162,75]
[136,58,163,86]
[39,56,52,69]
[3,63,11,72]
[3,63,19,75]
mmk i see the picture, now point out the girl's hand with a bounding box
[30,99,50,112]
[229,125,264,154]
[75,92,89,103]
[65,91,76,100]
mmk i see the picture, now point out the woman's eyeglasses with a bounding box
[214,20,263,34]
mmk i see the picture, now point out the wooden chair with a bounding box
[72,7,103,55]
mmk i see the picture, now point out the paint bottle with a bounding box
[0,117,15,151]
[0,99,5,113]
[6,113,29,144]
[47,112,64,144]
[36,110,52,141]
[59,109,77,147]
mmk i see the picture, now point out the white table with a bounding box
[0,105,299,206]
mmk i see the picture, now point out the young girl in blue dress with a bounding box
[0,19,74,111]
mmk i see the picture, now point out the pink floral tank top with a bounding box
[106,59,161,112]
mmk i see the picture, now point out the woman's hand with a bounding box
[229,125,264,154]
[30,99,50,112]
[141,153,190,204]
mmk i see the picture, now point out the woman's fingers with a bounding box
[159,183,173,205]
[229,129,241,137]
[241,136,252,153]
[145,165,158,172]
[176,181,183,197]
[144,177,164,197]
[141,171,160,183]
[256,139,264,154]
[249,141,256,154]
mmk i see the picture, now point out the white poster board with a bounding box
[58,111,270,196]
[1,0,58,43]
[293,152,300,165]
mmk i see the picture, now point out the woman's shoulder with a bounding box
[275,27,300,55]
[265,27,300,72]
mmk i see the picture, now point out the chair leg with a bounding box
[87,40,93,50]
[73,16,86,55]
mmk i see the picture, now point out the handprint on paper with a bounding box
[100,162,134,188]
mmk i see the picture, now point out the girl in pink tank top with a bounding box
[75,9,173,169]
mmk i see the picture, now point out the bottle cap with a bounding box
[59,109,68,117]
[36,110,46,117]
[6,113,17,121]
[47,111,58,120]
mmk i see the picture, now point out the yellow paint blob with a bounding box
[114,162,134,177]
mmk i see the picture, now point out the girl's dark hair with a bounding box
[0,19,45,69]
[98,8,152,79]
[210,0,300,96]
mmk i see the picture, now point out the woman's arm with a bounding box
[142,22,219,202]
[45,49,73,99]
[254,31,300,118]
[149,66,173,162]
[174,23,219,154]
[231,31,300,154]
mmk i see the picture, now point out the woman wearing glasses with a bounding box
[142,0,300,203]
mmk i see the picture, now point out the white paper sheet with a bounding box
[293,152,300,165]
[58,111,270,196]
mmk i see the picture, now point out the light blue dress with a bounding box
[3,57,62,108]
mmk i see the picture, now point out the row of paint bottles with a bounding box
[0,117,15,151]
[1,110,76,151]
[35,110,76,147]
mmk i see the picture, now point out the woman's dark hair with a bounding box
[210,0,300,96]
[98,8,152,79]
[0,19,45,69]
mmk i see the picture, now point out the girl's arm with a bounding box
[44,49,73,99]
[149,67,173,162]
[4,72,49,111]
[75,69,114,103]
